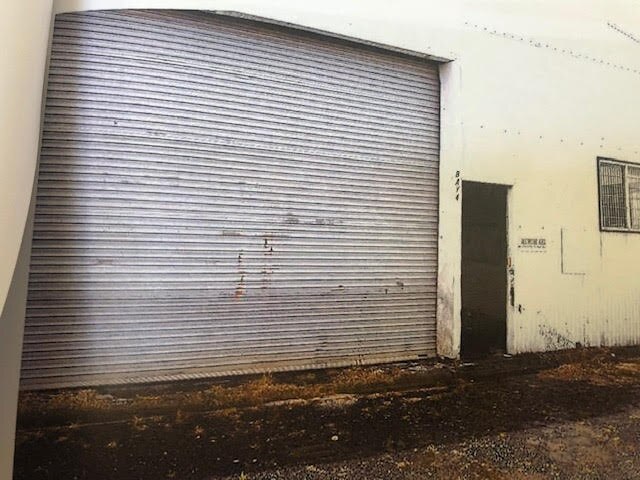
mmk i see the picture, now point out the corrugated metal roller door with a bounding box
[22,10,440,389]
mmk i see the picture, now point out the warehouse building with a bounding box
[2,1,640,473]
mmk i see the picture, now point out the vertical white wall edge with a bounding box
[436,59,463,359]
[0,3,54,480]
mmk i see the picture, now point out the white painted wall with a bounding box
[2,1,640,476]
[0,1,53,312]
[0,3,53,478]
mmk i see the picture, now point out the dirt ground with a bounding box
[13,347,640,480]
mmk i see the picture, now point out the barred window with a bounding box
[598,158,640,231]
[629,166,640,229]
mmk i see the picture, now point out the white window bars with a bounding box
[598,158,640,232]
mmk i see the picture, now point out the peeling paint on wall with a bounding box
[538,324,576,351]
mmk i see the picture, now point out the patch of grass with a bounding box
[49,389,111,410]
[335,368,388,390]
[18,389,110,418]
[17,365,446,425]
[131,415,148,431]
[204,374,326,409]
[333,367,407,393]
[537,355,640,386]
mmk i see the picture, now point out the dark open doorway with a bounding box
[461,181,508,358]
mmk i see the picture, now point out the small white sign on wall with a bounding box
[518,237,547,252]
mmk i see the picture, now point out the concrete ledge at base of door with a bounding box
[16,345,640,429]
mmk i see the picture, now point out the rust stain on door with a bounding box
[261,236,274,290]
[235,250,246,299]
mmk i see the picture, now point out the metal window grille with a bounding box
[599,161,627,229]
[599,159,640,232]
[628,166,640,229]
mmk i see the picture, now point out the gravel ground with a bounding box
[230,406,640,480]
[14,347,640,480]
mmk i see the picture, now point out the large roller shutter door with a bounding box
[21,10,441,389]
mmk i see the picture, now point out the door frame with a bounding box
[505,184,515,354]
